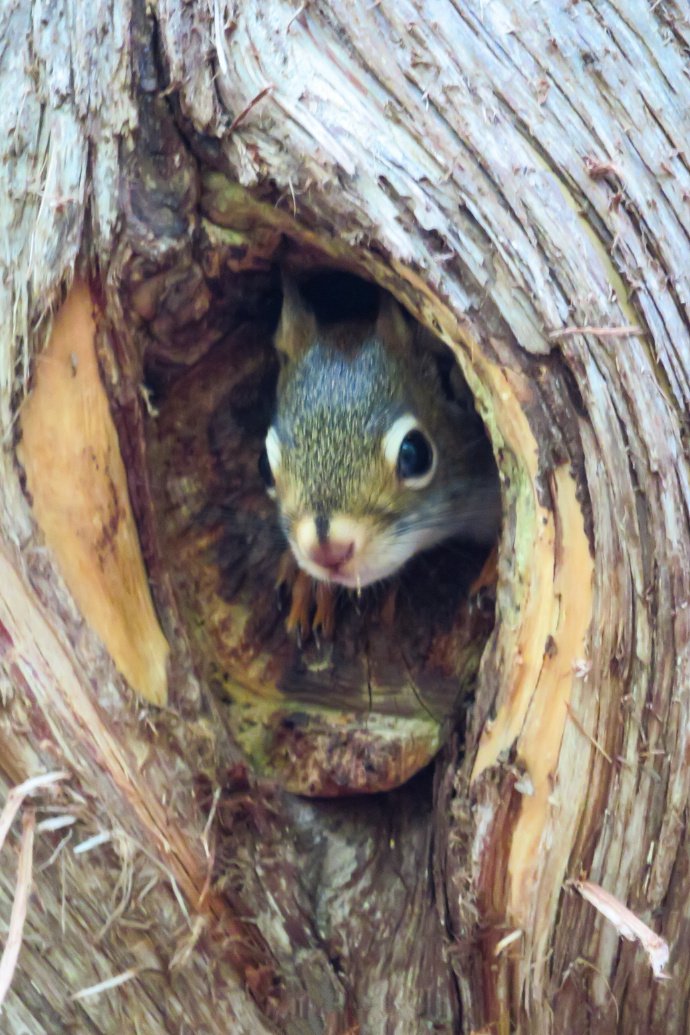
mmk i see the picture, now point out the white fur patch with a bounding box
[288,511,434,588]
[264,427,281,498]
[265,427,281,471]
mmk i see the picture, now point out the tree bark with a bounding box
[1,1,689,1033]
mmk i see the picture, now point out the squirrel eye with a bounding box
[397,429,435,486]
[383,415,437,490]
[258,447,275,492]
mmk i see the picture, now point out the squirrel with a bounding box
[259,274,501,630]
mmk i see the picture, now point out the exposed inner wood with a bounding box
[17,281,169,707]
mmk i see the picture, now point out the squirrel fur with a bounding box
[261,275,500,589]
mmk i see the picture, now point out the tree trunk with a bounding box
[1,1,689,1033]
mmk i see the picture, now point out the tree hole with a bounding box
[139,258,498,795]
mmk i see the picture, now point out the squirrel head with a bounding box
[260,275,500,588]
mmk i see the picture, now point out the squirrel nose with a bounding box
[293,515,364,579]
[309,539,355,570]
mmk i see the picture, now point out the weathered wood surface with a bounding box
[1,0,689,1032]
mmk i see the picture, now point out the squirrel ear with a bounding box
[275,274,317,361]
[375,292,414,351]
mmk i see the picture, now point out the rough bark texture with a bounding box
[1,1,690,1033]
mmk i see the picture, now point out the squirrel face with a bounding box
[260,277,500,589]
